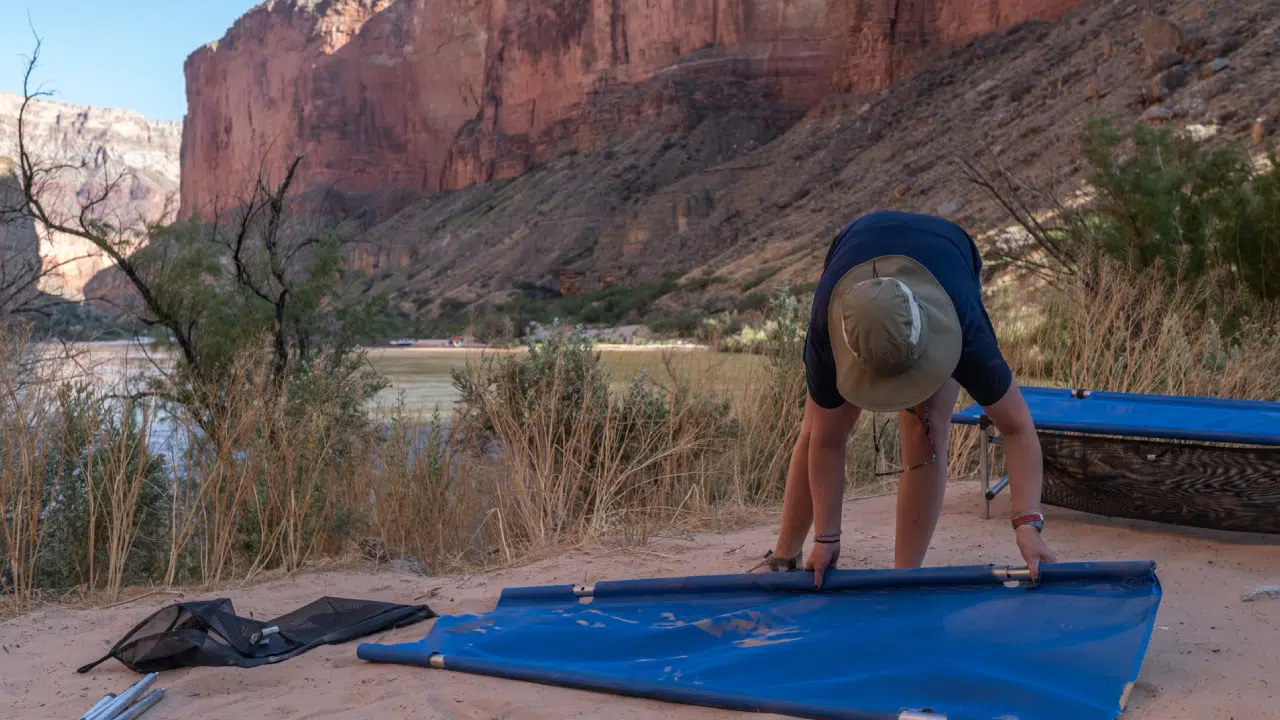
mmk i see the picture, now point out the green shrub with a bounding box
[1080,119,1280,315]
[717,288,808,355]
[452,321,610,442]
[449,321,737,544]
[649,311,702,336]
[35,389,172,591]
[739,292,769,312]
[740,267,777,293]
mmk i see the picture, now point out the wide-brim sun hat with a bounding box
[828,255,962,413]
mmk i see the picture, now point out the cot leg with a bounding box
[986,476,1011,501]
[980,425,991,520]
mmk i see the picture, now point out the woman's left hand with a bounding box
[805,540,841,589]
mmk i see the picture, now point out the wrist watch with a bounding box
[1011,512,1044,533]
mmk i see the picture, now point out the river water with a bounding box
[70,341,764,413]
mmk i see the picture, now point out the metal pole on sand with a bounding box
[78,694,116,720]
[80,673,164,720]
[112,689,165,720]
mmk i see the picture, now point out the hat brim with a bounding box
[827,255,962,413]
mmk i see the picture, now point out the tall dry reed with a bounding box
[946,257,1280,479]
[8,255,1277,607]
[1003,259,1280,400]
[93,400,160,601]
[445,342,737,559]
[0,325,59,603]
[165,347,274,585]
[348,405,483,574]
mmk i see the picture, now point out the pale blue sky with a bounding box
[0,0,259,121]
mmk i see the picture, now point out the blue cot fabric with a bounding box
[358,562,1162,720]
[952,385,1280,446]
[805,210,1013,410]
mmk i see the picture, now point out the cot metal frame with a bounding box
[967,388,1097,520]
[976,416,1010,520]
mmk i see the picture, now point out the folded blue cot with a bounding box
[951,386,1280,532]
[359,562,1162,720]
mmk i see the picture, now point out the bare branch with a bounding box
[9,29,363,429]
[11,34,199,369]
[950,143,1088,289]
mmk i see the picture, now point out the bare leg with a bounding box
[894,378,962,569]
[773,405,814,559]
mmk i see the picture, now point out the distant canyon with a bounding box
[0,92,181,300]
[11,0,1265,326]
[179,0,1082,219]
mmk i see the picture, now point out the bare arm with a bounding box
[806,395,861,536]
[982,383,1058,579]
[981,384,1043,517]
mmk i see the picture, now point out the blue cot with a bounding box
[951,386,1280,520]
[358,562,1162,720]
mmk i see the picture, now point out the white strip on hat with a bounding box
[893,279,923,347]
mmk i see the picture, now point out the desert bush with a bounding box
[36,388,170,595]
[964,119,1279,323]
[352,403,483,574]
[1000,256,1280,400]
[451,322,611,442]
[713,284,810,354]
[964,116,1280,402]
[1079,121,1279,315]
[162,338,386,583]
[0,323,170,602]
[648,310,701,336]
[448,322,739,551]
[487,278,683,335]
[948,117,1280,479]
[738,292,769,312]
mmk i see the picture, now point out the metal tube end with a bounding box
[991,566,1033,582]
[250,625,280,644]
[573,585,595,598]
[88,672,159,720]
[429,654,446,670]
[113,689,165,720]
[80,694,116,720]
[984,476,1011,501]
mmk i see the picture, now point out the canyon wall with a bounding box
[0,92,182,299]
[179,0,1082,218]
[0,159,42,315]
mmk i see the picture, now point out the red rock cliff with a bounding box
[179,0,1081,219]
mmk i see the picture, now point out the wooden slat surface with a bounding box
[1038,432,1280,535]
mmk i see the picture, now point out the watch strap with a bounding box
[1011,512,1045,532]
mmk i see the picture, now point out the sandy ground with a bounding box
[4,480,1279,720]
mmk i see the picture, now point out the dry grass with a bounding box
[0,325,60,605]
[4,257,1280,613]
[1001,259,1280,400]
[93,400,159,602]
[944,257,1280,481]
[1,324,167,607]
[348,406,482,573]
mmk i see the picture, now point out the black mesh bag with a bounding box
[77,597,435,674]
